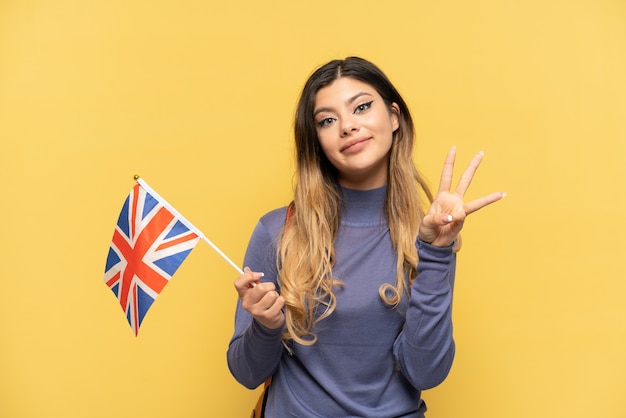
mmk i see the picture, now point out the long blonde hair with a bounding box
[278,57,434,346]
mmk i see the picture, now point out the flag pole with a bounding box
[134,175,244,275]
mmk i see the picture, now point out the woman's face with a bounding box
[313,77,399,190]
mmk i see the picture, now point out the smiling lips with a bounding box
[340,137,371,153]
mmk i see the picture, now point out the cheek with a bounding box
[316,131,334,153]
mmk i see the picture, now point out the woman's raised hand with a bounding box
[234,267,285,329]
[419,147,505,247]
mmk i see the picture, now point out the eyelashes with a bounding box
[316,100,375,128]
[354,100,373,113]
[317,117,335,128]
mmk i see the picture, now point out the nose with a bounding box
[340,115,358,137]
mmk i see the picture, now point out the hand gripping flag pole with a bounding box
[104,175,243,335]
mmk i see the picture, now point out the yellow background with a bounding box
[1,0,625,417]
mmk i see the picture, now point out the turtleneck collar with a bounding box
[340,185,387,227]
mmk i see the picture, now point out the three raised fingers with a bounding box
[454,150,484,197]
[437,146,457,194]
[463,191,506,216]
[438,147,485,197]
[439,146,505,215]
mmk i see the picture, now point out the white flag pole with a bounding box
[135,176,244,275]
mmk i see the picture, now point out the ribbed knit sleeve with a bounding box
[392,238,456,390]
[226,210,286,389]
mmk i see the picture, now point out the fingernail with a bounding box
[445,215,453,223]
[501,192,507,198]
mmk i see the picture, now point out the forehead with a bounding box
[314,77,380,106]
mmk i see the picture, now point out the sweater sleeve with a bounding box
[392,238,456,390]
[226,217,285,389]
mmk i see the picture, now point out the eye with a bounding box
[354,100,373,114]
[317,117,336,128]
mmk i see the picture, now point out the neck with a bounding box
[338,171,388,190]
[340,185,387,226]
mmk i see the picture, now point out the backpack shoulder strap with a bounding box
[284,201,295,227]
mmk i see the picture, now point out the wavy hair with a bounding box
[277,57,434,347]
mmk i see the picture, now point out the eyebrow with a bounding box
[313,91,374,117]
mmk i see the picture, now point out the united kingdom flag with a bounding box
[104,181,200,335]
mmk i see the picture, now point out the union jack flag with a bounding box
[104,181,200,335]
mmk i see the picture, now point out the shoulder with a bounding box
[259,205,289,227]
[255,205,290,239]
[244,205,290,265]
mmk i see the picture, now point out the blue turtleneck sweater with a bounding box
[227,186,456,417]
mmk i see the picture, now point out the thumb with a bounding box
[419,213,455,243]
[423,213,454,228]
[234,267,264,293]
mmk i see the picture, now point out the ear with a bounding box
[390,102,400,132]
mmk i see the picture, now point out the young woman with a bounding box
[227,57,504,417]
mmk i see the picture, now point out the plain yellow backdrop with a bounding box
[1,0,625,417]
